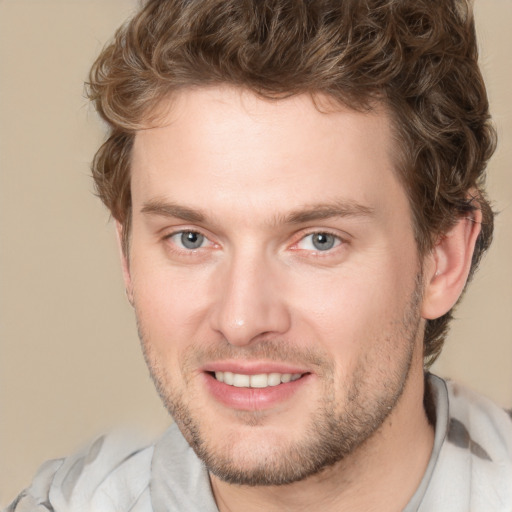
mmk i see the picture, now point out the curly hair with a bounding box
[87,0,496,366]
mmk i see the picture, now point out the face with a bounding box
[126,86,425,485]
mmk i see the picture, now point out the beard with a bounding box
[136,276,423,487]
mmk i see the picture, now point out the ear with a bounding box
[115,220,134,306]
[421,207,482,320]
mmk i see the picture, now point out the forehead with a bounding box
[130,86,407,223]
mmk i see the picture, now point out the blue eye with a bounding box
[297,232,341,251]
[172,231,206,250]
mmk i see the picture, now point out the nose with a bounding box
[209,251,291,347]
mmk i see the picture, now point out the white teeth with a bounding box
[233,374,250,387]
[213,371,304,388]
[249,374,268,388]
[267,373,281,386]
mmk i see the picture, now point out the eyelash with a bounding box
[162,229,346,256]
[164,230,213,252]
[291,230,345,255]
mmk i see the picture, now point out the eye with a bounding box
[296,232,341,252]
[169,231,208,250]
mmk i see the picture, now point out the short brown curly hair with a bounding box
[87,0,496,366]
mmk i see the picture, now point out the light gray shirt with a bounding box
[6,375,512,511]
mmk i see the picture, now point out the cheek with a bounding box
[131,261,213,345]
[288,263,414,351]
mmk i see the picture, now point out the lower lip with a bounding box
[203,372,311,410]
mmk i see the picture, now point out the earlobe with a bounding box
[421,207,482,320]
[115,221,134,307]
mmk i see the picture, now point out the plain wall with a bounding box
[1,0,511,506]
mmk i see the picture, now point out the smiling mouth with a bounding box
[211,371,305,388]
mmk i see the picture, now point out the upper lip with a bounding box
[201,361,310,375]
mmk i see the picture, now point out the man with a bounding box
[7,0,512,511]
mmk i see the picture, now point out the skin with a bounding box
[120,86,481,511]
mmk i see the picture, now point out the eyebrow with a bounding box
[141,199,206,223]
[283,201,375,224]
[140,198,375,225]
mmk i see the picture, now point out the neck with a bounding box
[210,360,434,512]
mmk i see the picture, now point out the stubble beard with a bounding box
[136,278,423,487]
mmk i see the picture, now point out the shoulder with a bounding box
[421,375,512,511]
[5,424,217,512]
[444,378,512,463]
[5,431,154,512]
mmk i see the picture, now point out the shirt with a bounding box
[6,375,512,511]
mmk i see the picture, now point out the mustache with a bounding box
[178,336,334,374]
[134,311,332,370]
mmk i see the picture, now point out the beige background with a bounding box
[0,0,511,506]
